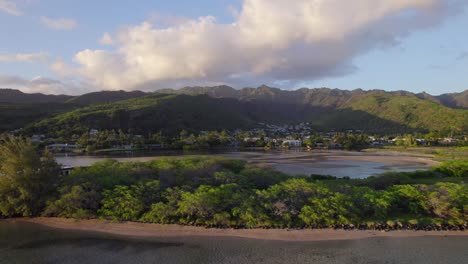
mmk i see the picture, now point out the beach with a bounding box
[9,218,467,242]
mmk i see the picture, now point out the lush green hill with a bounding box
[341,93,468,133]
[28,92,467,136]
[30,94,255,136]
[0,103,79,132]
[0,90,149,132]
[2,86,466,135]
[65,90,147,105]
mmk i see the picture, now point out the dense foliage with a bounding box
[0,135,60,216]
[42,158,468,228]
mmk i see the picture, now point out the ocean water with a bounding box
[1,221,467,264]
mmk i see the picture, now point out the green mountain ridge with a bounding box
[2,86,467,109]
[0,88,72,103]
[1,86,467,135]
[28,91,467,136]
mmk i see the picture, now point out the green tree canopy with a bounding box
[0,134,60,216]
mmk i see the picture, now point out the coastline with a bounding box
[7,217,468,242]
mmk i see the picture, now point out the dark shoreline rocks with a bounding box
[338,223,467,231]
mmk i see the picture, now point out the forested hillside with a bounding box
[1,86,467,135]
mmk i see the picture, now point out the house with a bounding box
[89,129,99,136]
[31,134,45,143]
[47,144,79,151]
[283,140,302,147]
[416,139,428,145]
[60,166,74,176]
[441,138,458,145]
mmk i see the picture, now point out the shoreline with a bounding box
[55,149,439,172]
[6,218,468,242]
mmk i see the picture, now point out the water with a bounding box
[1,221,466,264]
[55,150,434,178]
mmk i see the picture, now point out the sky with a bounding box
[0,0,467,95]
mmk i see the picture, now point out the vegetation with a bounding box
[0,86,461,136]
[0,103,78,132]
[345,93,467,134]
[28,94,254,136]
[1,136,466,229]
[0,135,60,216]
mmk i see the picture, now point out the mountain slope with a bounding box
[28,90,467,135]
[0,88,72,103]
[30,94,255,135]
[65,90,147,105]
[159,85,468,110]
[1,86,465,135]
[0,103,79,132]
[436,90,468,109]
[342,92,468,133]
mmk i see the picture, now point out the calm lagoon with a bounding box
[55,150,437,178]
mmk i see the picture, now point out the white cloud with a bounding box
[50,58,76,76]
[0,0,22,16]
[227,5,240,18]
[0,52,47,63]
[56,0,466,91]
[40,16,77,30]
[0,74,90,95]
[100,32,114,45]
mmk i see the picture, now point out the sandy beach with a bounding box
[9,218,467,242]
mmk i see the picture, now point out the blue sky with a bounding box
[0,0,467,95]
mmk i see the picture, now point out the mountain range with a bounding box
[0,86,467,135]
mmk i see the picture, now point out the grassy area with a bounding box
[363,146,468,161]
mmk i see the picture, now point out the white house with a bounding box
[89,129,99,136]
[47,144,79,151]
[283,140,302,147]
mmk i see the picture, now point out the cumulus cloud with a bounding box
[100,32,114,45]
[58,0,466,91]
[0,52,47,63]
[0,74,90,95]
[0,0,22,16]
[40,16,77,30]
[50,58,77,76]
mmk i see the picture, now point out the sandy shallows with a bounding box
[9,218,467,242]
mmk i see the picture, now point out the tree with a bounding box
[43,184,102,219]
[99,185,145,221]
[98,180,162,221]
[0,134,60,217]
[257,179,328,227]
[299,192,352,227]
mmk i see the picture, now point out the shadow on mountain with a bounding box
[241,100,420,134]
[28,94,421,135]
